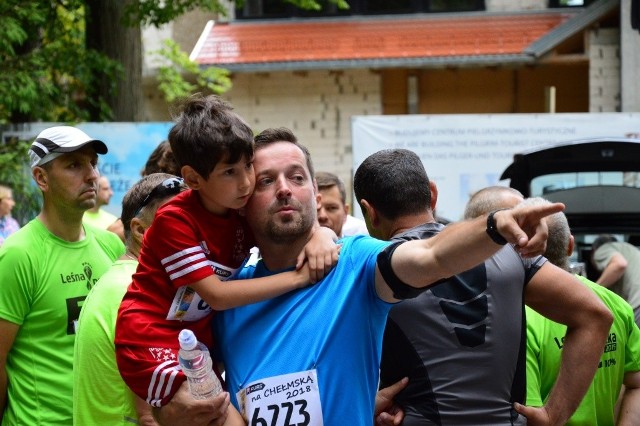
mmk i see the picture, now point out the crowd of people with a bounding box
[0,94,638,426]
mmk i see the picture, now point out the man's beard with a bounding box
[265,202,315,244]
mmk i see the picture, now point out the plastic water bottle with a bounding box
[178,329,223,399]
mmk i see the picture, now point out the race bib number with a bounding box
[166,261,237,321]
[237,370,323,426]
[166,286,210,321]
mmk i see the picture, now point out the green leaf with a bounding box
[153,39,232,101]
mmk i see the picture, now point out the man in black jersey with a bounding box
[355,149,613,426]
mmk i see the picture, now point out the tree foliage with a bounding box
[0,0,348,217]
[0,0,121,124]
[155,40,232,103]
[282,0,349,11]
[123,0,349,26]
[0,0,349,124]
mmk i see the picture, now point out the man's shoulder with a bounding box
[83,209,117,228]
[392,222,444,242]
[340,234,390,249]
[89,226,125,255]
[100,209,118,222]
[0,219,43,250]
[581,275,636,316]
[337,235,391,271]
[594,242,622,257]
[237,236,390,279]
[83,262,136,312]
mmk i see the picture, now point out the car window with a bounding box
[531,171,638,197]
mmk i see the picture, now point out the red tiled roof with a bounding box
[192,12,576,69]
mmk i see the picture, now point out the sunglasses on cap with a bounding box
[134,177,185,217]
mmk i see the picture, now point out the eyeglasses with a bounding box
[134,177,185,217]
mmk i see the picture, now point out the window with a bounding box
[531,171,640,197]
[236,0,485,20]
[549,0,596,7]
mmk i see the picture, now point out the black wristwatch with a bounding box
[486,209,509,245]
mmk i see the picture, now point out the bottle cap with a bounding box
[178,329,197,351]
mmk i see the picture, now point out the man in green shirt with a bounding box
[73,172,190,425]
[522,198,640,425]
[464,189,640,424]
[0,126,125,425]
[83,175,118,230]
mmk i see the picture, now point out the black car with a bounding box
[500,137,640,280]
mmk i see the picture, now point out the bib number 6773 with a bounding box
[239,370,323,426]
[250,400,310,426]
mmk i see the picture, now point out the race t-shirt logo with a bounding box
[83,262,94,290]
[59,262,96,290]
[148,347,177,362]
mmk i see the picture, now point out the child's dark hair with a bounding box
[141,141,179,177]
[168,94,254,178]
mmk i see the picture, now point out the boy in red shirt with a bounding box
[115,95,337,416]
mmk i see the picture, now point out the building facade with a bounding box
[142,0,638,203]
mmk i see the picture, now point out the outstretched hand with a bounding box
[494,202,564,257]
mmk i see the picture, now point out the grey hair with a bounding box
[519,197,571,271]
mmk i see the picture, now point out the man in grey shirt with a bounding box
[355,150,612,425]
[592,235,640,327]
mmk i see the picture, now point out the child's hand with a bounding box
[296,226,340,283]
[294,262,312,288]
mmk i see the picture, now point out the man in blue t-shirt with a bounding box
[158,127,567,425]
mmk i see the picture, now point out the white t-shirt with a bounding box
[342,215,369,237]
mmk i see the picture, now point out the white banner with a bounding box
[352,113,640,221]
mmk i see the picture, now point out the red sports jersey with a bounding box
[115,189,253,407]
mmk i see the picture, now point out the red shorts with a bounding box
[116,344,185,407]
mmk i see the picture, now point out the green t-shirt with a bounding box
[83,208,118,230]
[526,275,640,425]
[0,219,124,425]
[73,259,138,425]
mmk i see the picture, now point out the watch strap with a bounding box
[486,209,509,245]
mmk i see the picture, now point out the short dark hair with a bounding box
[353,148,430,221]
[121,173,185,242]
[315,171,346,204]
[168,94,254,179]
[592,234,618,254]
[254,127,315,179]
[142,141,179,177]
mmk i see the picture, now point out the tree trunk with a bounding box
[85,0,143,121]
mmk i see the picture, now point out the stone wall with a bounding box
[589,28,621,112]
[224,69,382,204]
